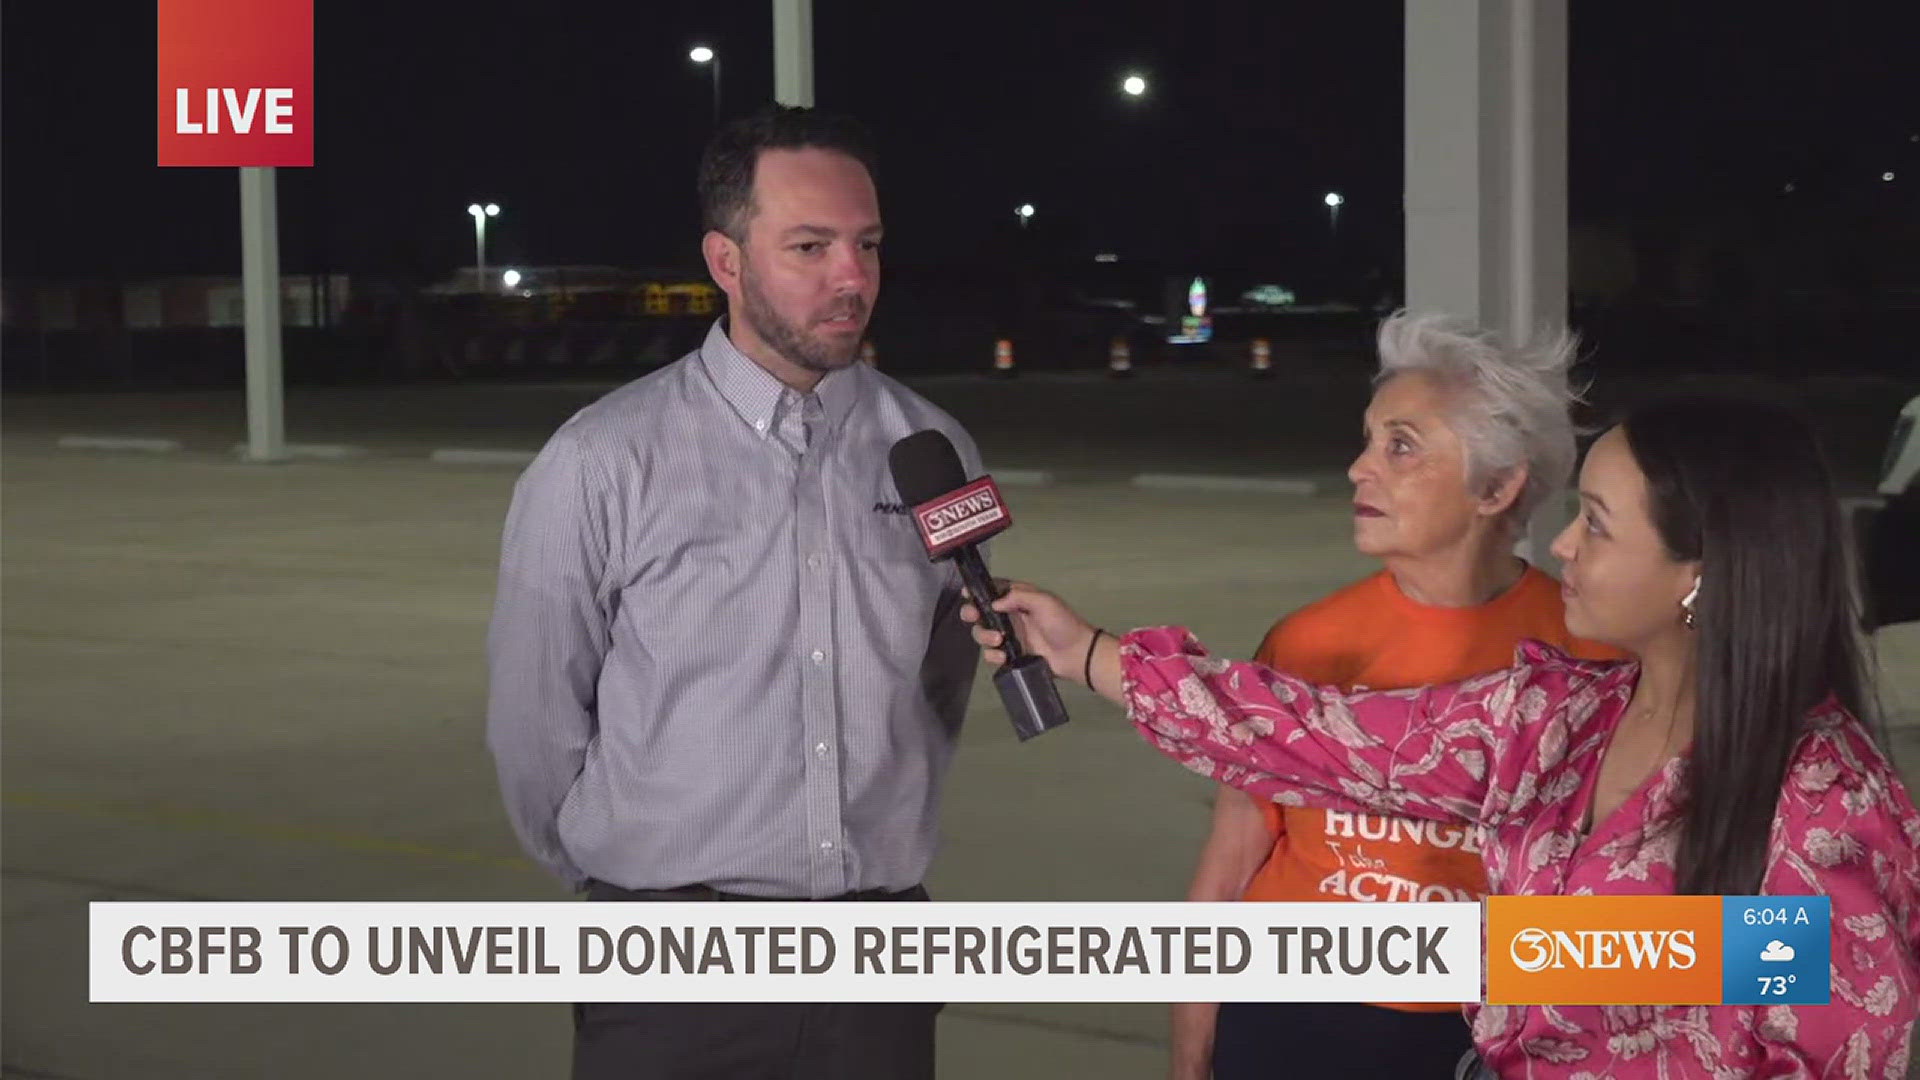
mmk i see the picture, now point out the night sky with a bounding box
[3,1,1916,282]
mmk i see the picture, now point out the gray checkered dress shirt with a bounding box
[487,321,983,897]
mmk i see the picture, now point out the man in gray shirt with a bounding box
[486,106,981,1079]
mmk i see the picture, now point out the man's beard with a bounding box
[739,263,868,374]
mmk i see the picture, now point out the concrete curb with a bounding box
[422,451,1056,481]
[993,469,1056,486]
[57,435,183,454]
[228,443,368,460]
[429,448,538,467]
[1130,473,1320,496]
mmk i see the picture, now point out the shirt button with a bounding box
[819,840,835,852]
[811,649,826,664]
[754,419,768,432]
[807,553,824,570]
[814,741,830,757]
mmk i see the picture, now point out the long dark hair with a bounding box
[1622,397,1875,896]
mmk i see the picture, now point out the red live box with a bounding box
[157,0,313,167]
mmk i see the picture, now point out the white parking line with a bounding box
[1130,473,1320,496]
[228,443,368,460]
[57,435,183,453]
[429,448,539,467]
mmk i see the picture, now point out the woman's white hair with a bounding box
[1373,309,1584,528]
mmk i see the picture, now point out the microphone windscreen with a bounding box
[889,430,968,506]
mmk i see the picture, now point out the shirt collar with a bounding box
[697,318,861,439]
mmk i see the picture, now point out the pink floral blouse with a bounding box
[1119,627,1920,1079]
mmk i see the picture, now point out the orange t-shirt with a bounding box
[1241,565,1622,1011]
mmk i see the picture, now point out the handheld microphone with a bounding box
[888,430,1070,741]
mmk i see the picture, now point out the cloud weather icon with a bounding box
[1761,941,1797,962]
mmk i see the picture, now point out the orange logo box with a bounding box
[1486,896,1723,1005]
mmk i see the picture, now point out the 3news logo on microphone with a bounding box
[910,478,1011,557]
[158,0,313,167]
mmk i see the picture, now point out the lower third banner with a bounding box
[91,901,1481,1003]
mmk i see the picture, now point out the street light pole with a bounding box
[468,202,499,293]
[690,46,720,123]
[1325,191,1345,236]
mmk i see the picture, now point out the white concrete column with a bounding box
[240,166,288,463]
[1405,0,1568,566]
[773,0,814,107]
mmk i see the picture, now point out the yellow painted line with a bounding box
[3,791,535,873]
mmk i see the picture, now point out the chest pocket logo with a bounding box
[859,490,933,563]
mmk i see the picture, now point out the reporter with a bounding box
[966,397,1920,1078]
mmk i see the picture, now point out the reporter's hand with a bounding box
[958,581,1098,682]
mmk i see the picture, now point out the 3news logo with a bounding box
[1506,925,1699,973]
[910,478,1012,557]
[1487,896,1830,1005]
[157,0,314,167]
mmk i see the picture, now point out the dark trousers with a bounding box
[1213,1000,1473,1080]
[573,882,938,1080]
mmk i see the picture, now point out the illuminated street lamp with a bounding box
[467,202,500,292]
[690,46,721,123]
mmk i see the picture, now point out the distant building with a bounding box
[424,265,720,319]
[2,274,351,331]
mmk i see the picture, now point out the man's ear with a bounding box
[702,230,742,294]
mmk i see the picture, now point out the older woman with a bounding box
[969,397,1920,1078]
[1174,312,1617,1080]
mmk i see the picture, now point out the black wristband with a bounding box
[1083,629,1108,688]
